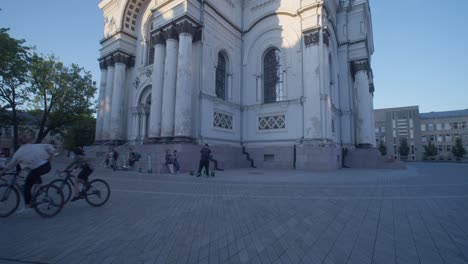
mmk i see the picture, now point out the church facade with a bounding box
[96,0,376,170]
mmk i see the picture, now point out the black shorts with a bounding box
[77,166,93,181]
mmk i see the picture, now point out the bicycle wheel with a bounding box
[50,179,72,204]
[84,179,110,207]
[33,184,64,218]
[0,184,20,217]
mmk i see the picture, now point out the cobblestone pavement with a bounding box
[1,162,468,264]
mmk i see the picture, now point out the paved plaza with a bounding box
[1,162,468,264]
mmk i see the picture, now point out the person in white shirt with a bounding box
[1,135,56,209]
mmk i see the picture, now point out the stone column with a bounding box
[302,29,322,139]
[148,32,166,138]
[95,60,107,140]
[102,57,115,140]
[160,27,179,137]
[110,53,129,140]
[174,21,197,139]
[142,112,148,139]
[352,59,374,147]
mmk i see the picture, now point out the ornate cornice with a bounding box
[176,20,198,36]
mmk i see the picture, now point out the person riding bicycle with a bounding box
[63,147,94,202]
[0,135,56,211]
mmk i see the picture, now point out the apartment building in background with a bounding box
[375,107,468,161]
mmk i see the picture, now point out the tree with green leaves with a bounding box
[378,141,387,156]
[28,54,97,143]
[63,114,96,150]
[451,137,466,160]
[0,28,31,150]
[424,140,438,158]
[398,137,410,158]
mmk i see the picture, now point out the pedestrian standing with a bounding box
[165,149,175,174]
[173,150,180,173]
[197,144,211,177]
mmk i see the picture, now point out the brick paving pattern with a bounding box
[1,162,467,264]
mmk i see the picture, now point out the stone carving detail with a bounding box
[213,112,233,130]
[133,77,140,90]
[152,32,166,45]
[164,26,178,40]
[351,59,370,75]
[323,31,330,46]
[304,30,320,47]
[176,20,197,36]
[99,59,107,70]
[104,16,116,37]
[251,0,279,12]
[258,114,286,130]
[224,0,235,8]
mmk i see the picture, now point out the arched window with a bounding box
[263,48,283,103]
[215,52,227,100]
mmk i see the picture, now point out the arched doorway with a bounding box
[133,85,151,142]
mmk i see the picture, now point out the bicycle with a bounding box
[0,171,64,218]
[51,170,111,207]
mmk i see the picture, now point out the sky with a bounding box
[0,0,467,113]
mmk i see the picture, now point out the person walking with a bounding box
[111,149,119,171]
[165,149,175,174]
[173,150,180,173]
[197,144,211,177]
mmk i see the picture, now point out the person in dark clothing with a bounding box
[197,144,211,177]
[173,150,180,173]
[111,149,119,171]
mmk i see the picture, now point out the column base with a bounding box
[146,136,196,144]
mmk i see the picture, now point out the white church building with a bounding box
[95,0,378,170]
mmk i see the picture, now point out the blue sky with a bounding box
[1,0,467,113]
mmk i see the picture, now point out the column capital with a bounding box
[303,28,320,47]
[323,27,330,47]
[351,59,370,75]
[176,20,197,36]
[99,59,107,70]
[152,32,166,46]
[106,56,115,67]
[112,52,135,68]
[164,26,179,40]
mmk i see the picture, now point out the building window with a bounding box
[437,135,443,142]
[421,124,426,131]
[422,136,427,142]
[263,48,283,104]
[444,123,451,130]
[436,123,442,131]
[446,145,452,152]
[461,122,467,129]
[438,146,443,152]
[381,127,386,133]
[375,127,379,133]
[445,134,452,142]
[215,52,227,100]
[452,122,459,130]
[428,123,434,131]
[429,135,435,141]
